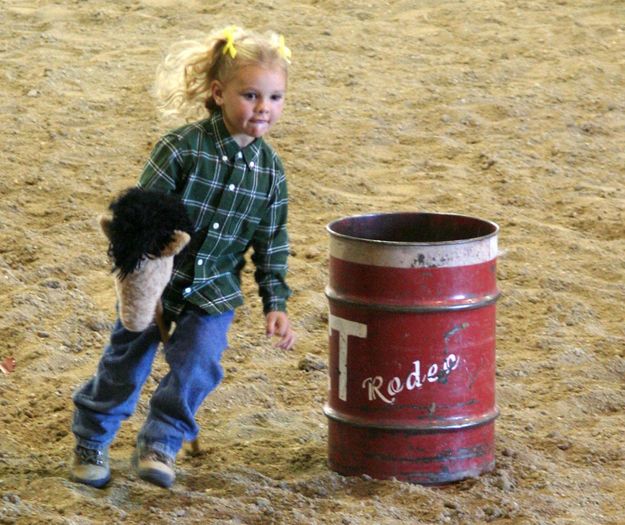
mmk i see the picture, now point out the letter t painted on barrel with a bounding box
[329,314,368,402]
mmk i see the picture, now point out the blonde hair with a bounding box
[154,26,290,122]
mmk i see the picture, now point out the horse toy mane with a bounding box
[102,187,193,280]
[99,188,193,333]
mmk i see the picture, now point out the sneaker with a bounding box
[133,446,175,488]
[71,445,111,488]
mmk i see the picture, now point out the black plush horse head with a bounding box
[100,187,193,279]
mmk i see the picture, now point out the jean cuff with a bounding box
[137,439,176,460]
[75,437,108,452]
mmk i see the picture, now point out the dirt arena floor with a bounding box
[1,1,624,524]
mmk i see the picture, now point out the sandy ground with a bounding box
[1,0,624,523]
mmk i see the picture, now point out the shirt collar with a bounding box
[209,110,262,167]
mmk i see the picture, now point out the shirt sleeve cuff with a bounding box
[263,298,287,315]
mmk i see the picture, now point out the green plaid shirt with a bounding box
[137,110,291,318]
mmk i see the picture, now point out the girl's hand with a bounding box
[265,311,296,350]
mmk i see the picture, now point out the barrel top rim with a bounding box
[326,211,499,246]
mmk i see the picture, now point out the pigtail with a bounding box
[154,38,215,122]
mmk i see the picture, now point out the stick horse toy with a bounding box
[99,187,201,454]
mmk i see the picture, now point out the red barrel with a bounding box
[325,212,500,484]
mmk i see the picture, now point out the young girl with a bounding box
[71,26,295,489]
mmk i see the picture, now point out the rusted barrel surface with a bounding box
[325,212,500,484]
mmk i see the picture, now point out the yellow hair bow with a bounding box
[275,34,292,64]
[222,26,238,59]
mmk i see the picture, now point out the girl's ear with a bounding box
[210,80,225,107]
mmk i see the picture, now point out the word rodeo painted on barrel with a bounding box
[329,314,461,405]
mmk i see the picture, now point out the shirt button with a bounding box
[236,152,243,159]
[197,259,203,266]
[228,184,235,191]
[221,155,228,162]
[184,287,192,294]
[212,222,220,229]
[249,161,255,169]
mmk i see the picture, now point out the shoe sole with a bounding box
[70,472,111,489]
[137,468,174,488]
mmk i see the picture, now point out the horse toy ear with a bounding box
[99,215,113,241]
[161,230,191,257]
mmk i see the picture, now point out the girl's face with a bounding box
[211,64,287,148]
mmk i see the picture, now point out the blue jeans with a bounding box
[72,307,234,459]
